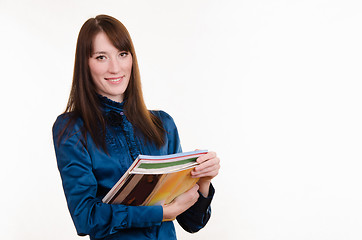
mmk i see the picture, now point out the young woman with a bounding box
[53,14,220,240]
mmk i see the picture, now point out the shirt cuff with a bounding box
[194,183,215,213]
[119,205,163,229]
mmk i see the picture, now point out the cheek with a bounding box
[89,61,106,77]
[126,57,133,73]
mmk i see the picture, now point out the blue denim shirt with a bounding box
[52,96,214,240]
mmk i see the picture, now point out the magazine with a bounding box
[102,150,208,206]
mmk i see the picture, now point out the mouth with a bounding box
[105,76,125,83]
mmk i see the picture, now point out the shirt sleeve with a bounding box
[176,184,215,233]
[158,111,215,233]
[52,115,163,239]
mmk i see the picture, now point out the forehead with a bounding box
[92,32,119,53]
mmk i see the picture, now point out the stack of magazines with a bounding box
[102,150,208,206]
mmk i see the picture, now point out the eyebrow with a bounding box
[92,51,107,55]
[92,50,128,55]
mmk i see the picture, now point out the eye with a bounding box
[119,52,129,57]
[95,55,107,60]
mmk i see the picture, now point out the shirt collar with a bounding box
[97,94,125,113]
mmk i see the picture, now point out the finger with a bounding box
[194,156,220,172]
[196,151,217,164]
[186,185,200,202]
[193,168,220,179]
[190,183,199,192]
[192,163,220,178]
[194,163,220,175]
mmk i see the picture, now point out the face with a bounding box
[89,32,133,102]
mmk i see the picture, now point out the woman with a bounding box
[53,14,220,240]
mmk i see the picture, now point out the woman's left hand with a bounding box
[191,151,220,197]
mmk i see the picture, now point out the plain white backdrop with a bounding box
[1,0,362,239]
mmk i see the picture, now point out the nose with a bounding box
[108,58,120,74]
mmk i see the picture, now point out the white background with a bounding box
[1,0,362,239]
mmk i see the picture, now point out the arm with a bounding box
[162,184,200,220]
[177,151,220,232]
[176,183,215,233]
[52,116,163,239]
[158,111,219,232]
[192,151,220,197]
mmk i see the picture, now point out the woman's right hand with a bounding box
[162,184,200,221]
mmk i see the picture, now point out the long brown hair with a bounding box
[62,14,165,150]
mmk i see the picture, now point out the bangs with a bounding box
[84,16,133,58]
[101,21,132,53]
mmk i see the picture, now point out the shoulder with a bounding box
[151,110,174,121]
[150,110,180,140]
[52,112,84,140]
[150,110,178,129]
[53,112,82,130]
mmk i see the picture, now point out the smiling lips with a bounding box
[105,75,125,84]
